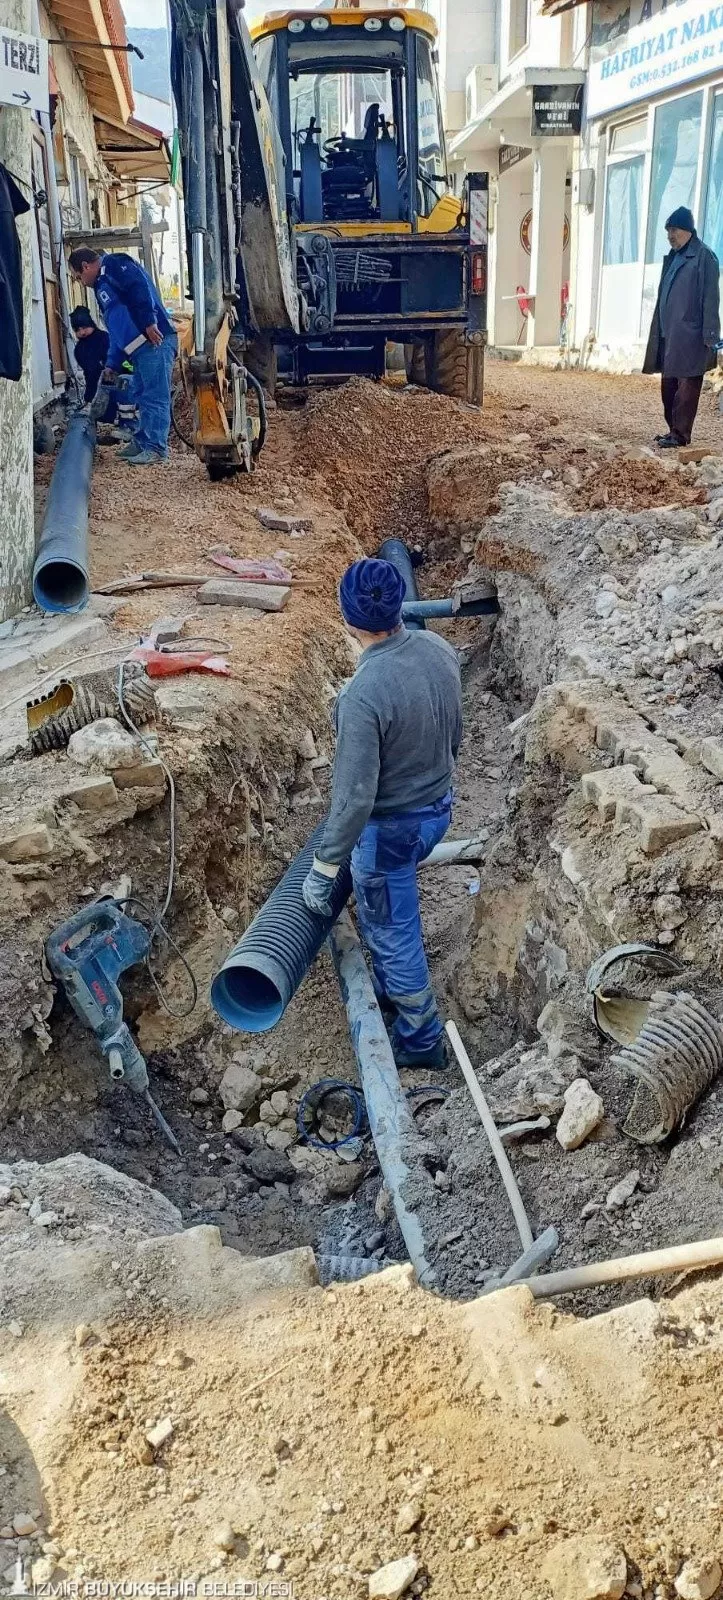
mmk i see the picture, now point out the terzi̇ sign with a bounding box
[588,0,723,116]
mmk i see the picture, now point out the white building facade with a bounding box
[437,0,723,370]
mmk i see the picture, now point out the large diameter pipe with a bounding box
[524,1233,723,1300]
[33,412,95,614]
[402,596,499,621]
[379,537,425,632]
[211,819,351,1032]
[330,909,436,1288]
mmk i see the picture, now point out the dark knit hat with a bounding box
[70,306,95,330]
[339,558,406,632]
[665,206,696,233]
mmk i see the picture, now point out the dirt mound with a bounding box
[570,455,705,512]
[3,1267,723,1599]
[426,442,536,526]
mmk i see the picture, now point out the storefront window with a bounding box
[703,93,723,262]
[603,155,643,265]
[645,91,702,265]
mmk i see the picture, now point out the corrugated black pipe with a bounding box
[211,818,351,1032]
[378,537,425,631]
[33,412,95,614]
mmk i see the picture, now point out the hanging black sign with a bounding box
[499,144,531,174]
[531,83,584,137]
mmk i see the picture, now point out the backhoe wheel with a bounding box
[244,336,277,401]
[429,329,485,406]
[404,341,427,385]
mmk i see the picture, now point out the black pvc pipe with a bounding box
[211,819,352,1032]
[33,412,95,614]
[378,537,425,631]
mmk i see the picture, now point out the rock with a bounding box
[605,1170,639,1210]
[33,1211,59,1229]
[266,1554,284,1572]
[556,1078,604,1151]
[395,1501,422,1535]
[190,1087,209,1105]
[265,1128,294,1152]
[221,1109,245,1134]
[595,591,617,619]
[129,1430,154,1466]
[0,823,53,864]
[501,1063,573,1119]
[270,1089,290,1117]
[368,1555,420,1599]
[541,1535,627,1600]
[67,719,138,772]
[145,1416,174,1450]
[297,728,318,761]
[324,1162,365,1198]
[247,1147,296,1186]
[12,1516,37,1538]
[212,1523,237,1553]
[74,1324,93,1347]
[375,1185,393,1224]
[675,1556,722,1600]
[653,893,687,930]
[219,1059,263,1113]
[8,1321,24,1338]
[365,1229,387,1253]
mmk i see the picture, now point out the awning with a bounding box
[49,0,132,124]
[95,115,171,183]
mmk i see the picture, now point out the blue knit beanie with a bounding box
[339,558,405,632]
[666,206,695,234]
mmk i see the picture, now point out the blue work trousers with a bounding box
[351,793,452,1055]
[132,335,177,459]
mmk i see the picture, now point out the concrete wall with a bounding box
[0,0,35,621]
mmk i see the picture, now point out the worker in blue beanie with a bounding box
[302,557,463,1070]
[643,205,720,447]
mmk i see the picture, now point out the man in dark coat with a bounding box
[643,205,720,448]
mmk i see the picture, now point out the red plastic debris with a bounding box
[128,646,231,678]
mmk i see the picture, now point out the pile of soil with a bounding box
[570,455,705,512]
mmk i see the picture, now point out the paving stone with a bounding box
[59,776,118,812]
[255,507,313,534]
[581,766,650,821]
[113,761,166,791]
[197,580,290,613]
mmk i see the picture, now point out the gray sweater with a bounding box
[320,626,463,864]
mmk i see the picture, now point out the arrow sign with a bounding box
[0,26,48,115]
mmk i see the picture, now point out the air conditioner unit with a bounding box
[465,64,499,124]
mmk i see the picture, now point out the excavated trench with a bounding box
[5,374,723,1313]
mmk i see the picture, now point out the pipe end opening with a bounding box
[33,560,88,615]
[211,964,285,1033]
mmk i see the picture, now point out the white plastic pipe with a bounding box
[446,1021,533,1252]
[423,837,487,866]
[525,1235,723,1298]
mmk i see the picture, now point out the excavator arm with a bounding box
[169,0,300,475]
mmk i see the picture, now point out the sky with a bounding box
[121,0,166,27]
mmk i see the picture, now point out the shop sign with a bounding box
[499,143,531,172]
[588,0,723,117]
[531,83,584,136]
[0,25,48,113]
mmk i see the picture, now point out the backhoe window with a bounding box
[415,36,445,215]
[289,68,396,154]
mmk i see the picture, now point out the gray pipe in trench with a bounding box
[33,412,95,614]
[329,909,436,1289]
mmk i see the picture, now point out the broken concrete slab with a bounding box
[67,719,139,772]
[197,580,290,612]
[113,760,166,792]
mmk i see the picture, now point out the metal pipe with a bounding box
[330,910,436,1288]
[211,819,351,1032]
[379,537,425,631]
[446,1020,534,1253]
[402,596,499,621]
[33,413,95,614]
[192,233,206,353]
[524,1233,723,1299]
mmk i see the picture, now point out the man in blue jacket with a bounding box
[69,247,177,466]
